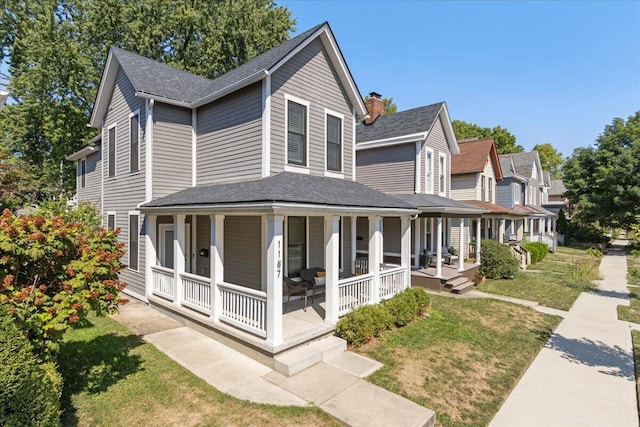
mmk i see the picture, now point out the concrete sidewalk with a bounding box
[490,240,639,426]
[111,300,435,427]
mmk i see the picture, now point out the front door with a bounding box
[159,223,191,271]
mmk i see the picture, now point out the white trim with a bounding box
[66,145,100,161]
[356,132,428,150]
[284,164,311,174]
[192,109,197,186]
[414,141,421,193]
[262,75,272,178]
[107,123,117,178]
[128,211,140,272]
[145,99,154,202]
[135,92,192,108]
[438,152,447,197]
[324,171,344,179]
[324,108,344,174]
[352,106,356,181]
[128,109,141,173]
[284,93,310,169]
[121,287,148,304]
[106,211,117,231]
[80,158,86,189]
[424,147,434,194]
[101,120,104,215]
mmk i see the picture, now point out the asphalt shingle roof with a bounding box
[457,200,525,216]
[391,193,485,214]
[549,179,567,196]
[451,138,502,179]
[141,172,416,210]
[507,151,540,179]
[356,102,444,143]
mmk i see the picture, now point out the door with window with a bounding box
[159,224,191,271]
[287,217,306,277]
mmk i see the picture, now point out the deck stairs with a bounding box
[273,334,347,376]
[443,274,475,295]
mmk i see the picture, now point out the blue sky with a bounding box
[283,0,640,157]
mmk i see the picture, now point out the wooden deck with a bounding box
[411,263,480,292]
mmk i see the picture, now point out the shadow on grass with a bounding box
[545,334,634,380]
[58,332,144,426]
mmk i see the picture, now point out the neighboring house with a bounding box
[450,138,526,257]
[543,179,568,215]
[355,96,485,291]
[66,134,102,208]
[67,22,418,356]
[497,151,558,249]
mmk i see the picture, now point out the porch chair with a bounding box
[442,247,458,265]
[300,267,326,304]
[284,276,312,312]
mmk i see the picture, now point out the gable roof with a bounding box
[451,138,503,180]
[140,172,416,212]
[90,22,366,127]
[355,102,460,154]
[549,179,567,196]
[504,151,541,180]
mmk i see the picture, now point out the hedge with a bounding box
[479,239,518,279]
[335,288,430,347]
[523,242,549,263]
[0,306,62,426]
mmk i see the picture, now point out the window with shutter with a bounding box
[287,101,307,166]
[326,114,342,171]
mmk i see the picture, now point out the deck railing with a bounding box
[180,272,211,314]
[218,282,267,338]
[151,265,175,300]
[337,273,374,316]
[379,266,406,300]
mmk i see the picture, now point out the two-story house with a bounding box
[543,179,568,216]
[355,96,485,293]
[67,23,419,358]
[449,138,525,258]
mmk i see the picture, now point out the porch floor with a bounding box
[412,262,479,279]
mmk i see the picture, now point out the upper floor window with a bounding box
[438,153,446,195]
[129,111,140,172]
[488,177,493,202]
[424,148,434,193]
[514,183,521,204]
[80,159,86,188]
[481,176,486,201]
[108,125,116,177]
[326,113,342,172]
[287,99,308,166]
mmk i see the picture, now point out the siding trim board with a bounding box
[107,123,117,178]
[145,99,154,202]
[192,109,197,186]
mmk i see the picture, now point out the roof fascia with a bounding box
[89,51,118,128]
[135,92,192,108]
[270,24,368,119]
[66,145,100,161]
[489,142,504,180]
[356,132,427,150]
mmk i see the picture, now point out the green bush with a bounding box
[522,242,549,263]
[479,239,519,279]
[335,288,430,347]
[586,247,604,258]
[0,306,62,426]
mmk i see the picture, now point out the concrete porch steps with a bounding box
[444,276,467,288]
[274,335,347,376]
[451,281,475,295]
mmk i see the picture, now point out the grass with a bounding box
[632,330,640,415]
[355,295,561,427]
[477,246,602,311]
[58,315,339,427]
[618,254,640,323]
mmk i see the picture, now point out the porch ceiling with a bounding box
[139,172,418,215]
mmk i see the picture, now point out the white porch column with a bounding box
[351,216,357,275]
[529,218,535,239]
[265,215,284,346]
[324,215,340,325]
[458,218,465,272]
[499,218,506,243]
[145,214,157,299]
[173,214,186,307]
[368,215,382,303]
[475,216,481,265]
[401,216,412,288]
[413,218,420,268]
[435,217,443,278]
[209,215,224,322]
[541,218,546,235]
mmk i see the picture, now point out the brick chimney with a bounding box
[365,91,384,124]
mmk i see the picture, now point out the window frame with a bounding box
[324,109,344,174]
[107,211,116,231]
[128,211,139,271]
[488,177,493,203]
[129,109,141,173]
[285,216,307,277]
[480,175,486,201]
[107,123,117,178]
[438,153,447,196]
[424,147,434,194]
[80,158,86,188]
[284,94,310,170]
[514,182,521,205]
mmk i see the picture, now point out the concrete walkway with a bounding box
[111,301,435,427]
[490,240,639,427]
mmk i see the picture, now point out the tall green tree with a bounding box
[563,111,640,229]
[452,120,524,154]
[533,143,564,179]
[0,0,295,200]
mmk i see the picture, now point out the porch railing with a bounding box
[151,265,175,301]
[379,266,406,300]
[218,282,267,338]
[180,272,211,315]
[337,273,374,316]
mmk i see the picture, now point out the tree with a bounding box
[533,143,564,179]
[452,120,524,154]
[364,95,398,115]
[0,0,295,201]
[563,111,640,229]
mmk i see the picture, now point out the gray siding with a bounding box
[197,83,263,185]
[308,216,324,268]
[271,39,354,178]
[196,215,211,277]
[77,150,102,209]
[153,103,192,198]
[102,66,147,298]
[496,179,514,208]
[383,217,401,254]
[425,117,451,197]
[356,144,415,193]
[224,216,261,290]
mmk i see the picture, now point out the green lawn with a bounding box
[59,315,338,427]
[618,255,640,323]
[632,330,640,414]
[356,295,561,427]
[477,246,601,311]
